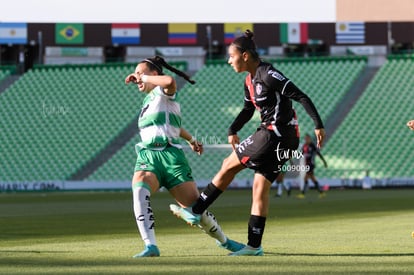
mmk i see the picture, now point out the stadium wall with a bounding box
[23,22,414,48]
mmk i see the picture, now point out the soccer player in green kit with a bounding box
[125,56,244,257]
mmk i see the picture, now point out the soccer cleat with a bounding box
[228,245,264,256]
[319,192,327,199]
[217,238,245,252]
[132,244,160,258]
[296,193,305,199]
[169,204,201,226]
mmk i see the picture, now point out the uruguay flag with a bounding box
[111,24,140,45]
[0,23,27,44]
[336,22,365,44]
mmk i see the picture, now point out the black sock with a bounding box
[314,181,322,193]
[302,180,308,194]
[192,183,223,214]
[247,215,266,248]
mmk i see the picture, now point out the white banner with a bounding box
[1,177,414,192]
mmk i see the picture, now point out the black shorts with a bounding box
[235,126,299,182]
[306,163,315,174]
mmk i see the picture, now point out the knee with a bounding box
[131,171,154,189]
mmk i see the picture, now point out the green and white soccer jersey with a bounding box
[137,87,182,150]
[134,87,194,189]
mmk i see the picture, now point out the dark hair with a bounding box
[231,29,259,60]
[141,55,195,85]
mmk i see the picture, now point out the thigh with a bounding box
[135,148,164,185]
[169,181,200,208]
[132,170,160,194]
[211,151,245,190]
[161,147,195,190]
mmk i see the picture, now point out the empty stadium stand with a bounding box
[319,55,414,178]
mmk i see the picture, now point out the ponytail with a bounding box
[142,56,196,85]
[231,29,259,60]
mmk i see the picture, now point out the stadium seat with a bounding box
[319,56,414,178]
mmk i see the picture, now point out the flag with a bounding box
[111,24,140,45]
[224,23,253,44]
[55,23,84,44]
[0,23,27,44]
[168,23,197,45]
[336,22,365,44]
[280,23,308,44]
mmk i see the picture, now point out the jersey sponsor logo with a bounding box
[255,83,262,95]
[268,70,286,81]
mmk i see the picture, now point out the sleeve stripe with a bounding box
[281,80,291,95]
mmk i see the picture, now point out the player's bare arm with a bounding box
[180,128,203,155]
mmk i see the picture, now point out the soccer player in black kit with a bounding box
[171,30,325,256]
[297,134,328,199]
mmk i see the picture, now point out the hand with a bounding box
[407,120,414,130]
[125,73,140,84]
[315,128,325,149]
[228,135,240,151]
[190,140,203,156]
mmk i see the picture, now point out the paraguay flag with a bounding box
[111,24,140,45]
[224,23,253,45]
[0,23,27,44]
[168,23,197,45]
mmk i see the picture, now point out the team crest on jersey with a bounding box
[255,83,262,95]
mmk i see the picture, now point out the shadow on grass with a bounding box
[268,252,414,257]
[0,250,72,254]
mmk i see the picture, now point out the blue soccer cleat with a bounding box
[169,204,201,226]
[217,238,245,252]
[228,245,264,256]
[132,244,160,258]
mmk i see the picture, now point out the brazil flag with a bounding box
[55,23,84,44]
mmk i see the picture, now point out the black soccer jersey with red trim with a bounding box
[302,142,318,166]
[228,61,324,137]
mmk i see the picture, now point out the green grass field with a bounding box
[1,189,413,274]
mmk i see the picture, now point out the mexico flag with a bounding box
[280,23,308,44]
